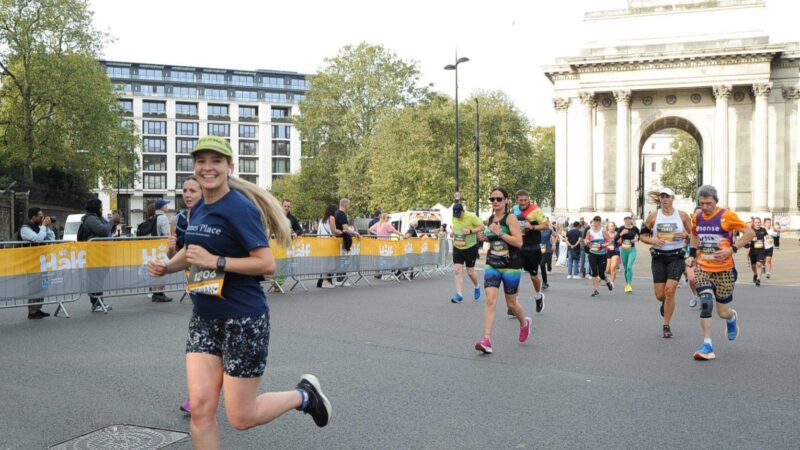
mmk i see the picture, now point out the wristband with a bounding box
[689,248,697,258]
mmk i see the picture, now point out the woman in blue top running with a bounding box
[148,136,331,449]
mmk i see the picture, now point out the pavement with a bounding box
[1,245,799,449]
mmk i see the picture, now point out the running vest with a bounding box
[695,208,735,272]
[653,208,685,251]
[485,213,521,269]
[587,227,606,255]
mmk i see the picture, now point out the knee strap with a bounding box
[700,292,714,318]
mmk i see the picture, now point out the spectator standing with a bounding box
[78,198,113,312]
[283,199,304,238]
[152,199,173,303]
[334,198,360,285]
[367,209,382,233]
[316,204,337,289]
[20,207,55,319]
[566,222,583,278]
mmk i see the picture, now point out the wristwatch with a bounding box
[216,256,226,271]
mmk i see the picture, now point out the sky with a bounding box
[89,0,796,126]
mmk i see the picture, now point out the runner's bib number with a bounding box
[753,241,764,249]
[656,223,677,242]
[187,264,226,298]
[540,243,546,254]
[590,242,602,253]
[621,239,632,250]
[699,235,722,261]
[454,234,467,249]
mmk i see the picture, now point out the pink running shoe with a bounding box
[180,399,191,414]
[519,317,532,343]
[474,337,493,354]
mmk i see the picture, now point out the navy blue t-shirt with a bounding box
[185,190,270,319]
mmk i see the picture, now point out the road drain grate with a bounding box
[49,424,189,449]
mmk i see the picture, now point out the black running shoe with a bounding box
[297,374,331,427]
[507,308,516,319]
[591,290,600,297]
[535,294,544,313]
[755,279,761,287]
[663,325,673,338]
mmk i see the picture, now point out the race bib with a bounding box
[621,239,632,250]
[754,241,764,249]
[453,234,467,249]
[699,235,722,261]
[540,243,547,254]
[590,243,602,253]
[656,223,677,241]
[491,239,509,256]
[187,264,226,298]
[606,244,614,251]
[765,235,774,244]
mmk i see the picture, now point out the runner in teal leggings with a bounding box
[616,216,640,293]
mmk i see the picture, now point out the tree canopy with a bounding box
[660,130,700,201]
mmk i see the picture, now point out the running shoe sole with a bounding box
[475,341,493,354]
[299,374,332,427]
[693,351,716,361]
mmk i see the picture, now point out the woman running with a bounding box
[616,216,640,293]
[474,187,532,354]
[585,216,613,297]
[763,218,778,278]
[148,136,331,449]
[604,222,620,289]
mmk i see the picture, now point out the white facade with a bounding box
[545,0,800,226]
[98,61,307,228]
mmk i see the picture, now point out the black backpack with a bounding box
[136,215,159,237]
[77,216,92,242]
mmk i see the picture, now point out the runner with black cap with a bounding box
[639,187,693,339]
[450,202,483,303]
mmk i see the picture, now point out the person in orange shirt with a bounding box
[686,185,754,361]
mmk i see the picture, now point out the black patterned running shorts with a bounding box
[694,267,737,304]
[186,314,270,378]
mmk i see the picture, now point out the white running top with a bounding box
[653,208,685,251]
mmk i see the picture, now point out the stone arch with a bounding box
[634,115,708,217]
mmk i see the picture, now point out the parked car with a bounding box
[61,214,85,242]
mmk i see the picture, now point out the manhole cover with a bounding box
[49,424,189,449]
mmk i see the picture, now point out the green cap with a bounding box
[191,135,232,158]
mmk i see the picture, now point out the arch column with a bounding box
[712,85,732,206]
[613,90,631,212]
[553,97,570,213]
[579,91,596,212]
[784,87,800,212]
[752,83,771,212]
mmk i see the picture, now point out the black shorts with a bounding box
[587,253,607,278]
[651,252,685,283]
[186,314,270,378]
[749,251,765,265]
[453,245,479,268]
[764,248,774,258]
[519,248,542,275]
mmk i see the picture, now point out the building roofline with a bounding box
[99,59,310,78]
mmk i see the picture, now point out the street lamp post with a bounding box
[444,54,469,194]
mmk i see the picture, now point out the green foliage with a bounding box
[528,126,556,208]
[660,130,700,200]
[0,0,138,187]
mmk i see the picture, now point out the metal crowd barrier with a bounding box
[85,237,187,312]
[0,240,81,317]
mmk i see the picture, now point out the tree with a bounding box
[290,42,428,218]
[660,130,700,200]
[0,0,138,185]
[529,126,555,208]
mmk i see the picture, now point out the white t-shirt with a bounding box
[653,208,685,252]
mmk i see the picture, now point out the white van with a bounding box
[61,214,85,242]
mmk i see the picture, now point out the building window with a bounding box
[272,141,290,156]
[262,76,284,88]
[142,100,166,116]
[138,68,162,80]
[175,174,193,190]
[204,88,227,100]
[239,124,257,138]
[139,84,165,96]
[208,104,229,118]
[271,125,290,139]
[234,90,258,101]
[239,158,258,173]
[117,99,133,114]
[170,70,195,82]
[290,78,308,89]
[201,72,225,84]
[651,162,657,172]
[271,107,288,118]
[143,155,167,171]
[265,92,289,103]
[142,120,166,135]
[293,94,305,103]
[272,158,290,174]
[143,174,167,190]
[240,174,258,185]
[142,137,166,153]
[239,141,258,155]
[115,83,133,94]
[176,138,197,154]
[173,86,198,98]
[176,102,198,117]
[208,123,230,137]
[239,105,257,119]
[107,66,130,78]
[231,74,254,86]
[176,156,194,172]
[176,122,199,136]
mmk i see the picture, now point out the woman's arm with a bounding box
[503,214,524,248]
[184,244,275,276]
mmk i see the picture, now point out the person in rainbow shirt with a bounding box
[512,190,549,314]
[686,185,754,361]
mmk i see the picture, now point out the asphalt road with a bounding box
[1,245,799,449]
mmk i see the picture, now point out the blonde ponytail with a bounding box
[228,176,292,248]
